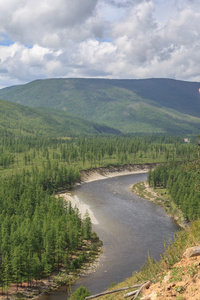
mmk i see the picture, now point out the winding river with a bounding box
[38,172,179,300]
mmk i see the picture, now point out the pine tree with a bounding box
[83,211,92,240]
[11,246,23,290]
[147,168,152,186]
[32,253,41,286]
[3,252,11,298]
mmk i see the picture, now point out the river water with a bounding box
[38,172,179,299]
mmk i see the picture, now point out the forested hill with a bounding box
[0,78,200,134]
[0,98,120,137]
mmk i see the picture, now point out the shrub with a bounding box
[68,286,91,300]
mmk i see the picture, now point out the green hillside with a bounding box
[0,78,200,134]
[0,98,120,137]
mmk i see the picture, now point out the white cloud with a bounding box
[0,0,98,46]
[0,0,200,87]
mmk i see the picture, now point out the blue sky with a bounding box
[0,34,14,46]
[0,0,200,88]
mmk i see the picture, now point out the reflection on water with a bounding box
[37,172,179,300]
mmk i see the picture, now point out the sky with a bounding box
[0,0,200,88]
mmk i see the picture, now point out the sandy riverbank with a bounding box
[59,165,149,225]
[60,192,99,225]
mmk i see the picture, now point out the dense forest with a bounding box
[0,133,198,295]
[148,156,200,221]
[0,156,92,292]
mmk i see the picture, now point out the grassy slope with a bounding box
[0,98,120,137]
[0,78,200,134]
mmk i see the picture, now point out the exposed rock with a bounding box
[183,246,200,258]
[141,291,157,300]
[164,274,170,283]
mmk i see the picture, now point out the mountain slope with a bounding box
[0,78,200,134]
[0,98,120,137]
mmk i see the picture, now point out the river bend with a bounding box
[38,172,179,300]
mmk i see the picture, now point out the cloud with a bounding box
[112,1,158,66]
[0,0,200,87]
[0,0,98,46]
[105,0,135,8]
[106,0,151,8]
[108,0,200,80]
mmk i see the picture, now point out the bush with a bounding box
[68,286,91,300]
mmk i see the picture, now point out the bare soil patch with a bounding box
[142,254,200,300]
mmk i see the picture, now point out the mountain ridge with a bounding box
[0,78,200,135]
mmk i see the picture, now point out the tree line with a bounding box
[148,158,200,221]
[0,135,196,176]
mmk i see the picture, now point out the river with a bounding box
[37,172,179,299]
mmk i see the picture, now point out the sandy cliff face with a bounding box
[80,164,149,183]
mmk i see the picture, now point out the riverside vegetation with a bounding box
[0,133,198,299]
[85,153,200,299]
